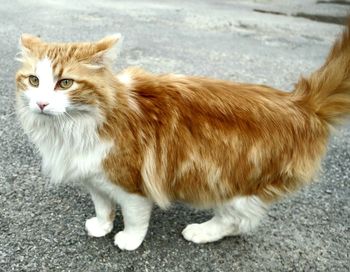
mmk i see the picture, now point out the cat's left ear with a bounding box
[91,34,123,67]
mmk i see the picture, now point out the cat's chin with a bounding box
[32,110,64,117]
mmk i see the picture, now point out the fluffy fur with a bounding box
[15,20,350,250]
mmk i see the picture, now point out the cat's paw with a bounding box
[182,223,225,244]
[114,231,144,251]
[85,217,113,237]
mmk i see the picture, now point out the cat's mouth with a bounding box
[33,109,62,117]
[38,111,52,116]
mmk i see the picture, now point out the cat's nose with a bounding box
[37,102,49,111]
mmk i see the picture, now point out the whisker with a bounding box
[64,112,76,124]
[2,112,17,118]
[17,105,30,111]
[55,114,64,132]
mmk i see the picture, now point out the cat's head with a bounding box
[15,34,122,118]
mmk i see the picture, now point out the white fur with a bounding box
[86,176,153,250]
[114,194,152,250]
[117,72,132,87]
[182,196,267,243]
[86,217,113,237]
[17,96,112,183]
[85,186,115,237]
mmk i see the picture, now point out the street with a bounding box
[0,0,349,271]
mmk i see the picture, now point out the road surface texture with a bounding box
[0,0,349,271]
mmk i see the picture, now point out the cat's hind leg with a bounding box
[182,196,268,243]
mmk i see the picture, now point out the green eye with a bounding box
[28,75,39,87]
[57,79,74,89]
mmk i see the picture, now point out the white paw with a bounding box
[182,223,225,244]
[85,217,113,237]
[114,231,144,251]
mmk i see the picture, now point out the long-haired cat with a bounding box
[16,20,350,250]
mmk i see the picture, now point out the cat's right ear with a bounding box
[20,34,42,51]
[16,34,41,62]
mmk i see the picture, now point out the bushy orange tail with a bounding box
[294,18,350,125]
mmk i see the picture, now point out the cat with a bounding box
[15,19,350,251]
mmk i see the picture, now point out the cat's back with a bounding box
[117,67,300,127]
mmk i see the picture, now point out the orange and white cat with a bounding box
[16,20,350,250]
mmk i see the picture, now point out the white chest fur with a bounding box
[39,131,112,183]
[18,106,112,184]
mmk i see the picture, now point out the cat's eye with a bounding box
[28,75,39,87]
[57,79,74,90]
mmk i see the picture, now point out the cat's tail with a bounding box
[293,18,350,125]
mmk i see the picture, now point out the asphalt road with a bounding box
[0,0,349,271]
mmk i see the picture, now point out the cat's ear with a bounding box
[16,34,42,62]
[90,34,123,67]
[20,34,42,51]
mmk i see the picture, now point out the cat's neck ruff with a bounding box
[17,99,112,183]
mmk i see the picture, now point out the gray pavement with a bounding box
[0,0,349,271]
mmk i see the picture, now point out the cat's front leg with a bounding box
[85,188,115,238]
[114,194,153,251]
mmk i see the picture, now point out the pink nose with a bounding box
[37,102,49,111]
